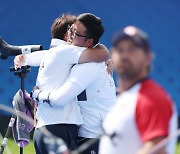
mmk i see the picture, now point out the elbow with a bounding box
[99,51,110,61]
[104,52,110,61]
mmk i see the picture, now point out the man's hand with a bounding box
[31,86,40,102]
[33,86,39,91]
[14,54,26,70]
[136,137,166,154]
[106,59,113,76]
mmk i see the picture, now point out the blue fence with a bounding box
[0,0,180,114]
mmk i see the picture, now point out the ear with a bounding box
[146,52,153,67]
[86,38,94,48]
[64,31,68,41]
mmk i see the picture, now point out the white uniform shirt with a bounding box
[25,39,85,128]
[67,62,116,138]
[99,79,177,154]
[38,62,116,138]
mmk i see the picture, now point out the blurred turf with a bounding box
[176,142,180,154]
[0,139,35,154]
[0,114,180,154]
[0,139,179,154]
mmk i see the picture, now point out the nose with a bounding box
[119,50,130,60]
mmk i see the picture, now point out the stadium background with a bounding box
[0,0,180,118]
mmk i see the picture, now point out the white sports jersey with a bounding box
[99,79,177,154]
[67,62,116,138]
[25,39,85,128]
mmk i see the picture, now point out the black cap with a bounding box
[112,26,151,52]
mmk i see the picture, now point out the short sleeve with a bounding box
[67,63,99,90]
[135,87,172,143]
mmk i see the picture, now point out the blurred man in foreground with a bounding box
[99,26,177,154]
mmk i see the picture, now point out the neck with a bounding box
[117,72,148,93]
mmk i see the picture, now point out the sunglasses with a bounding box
[67,25,90,39]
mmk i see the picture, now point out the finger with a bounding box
[14,61,19,70]
[14,65,18,70]
[33,86,39,91]
[14,56,20,66]
[106,67,111,75]
[19,55,25,61]
[107,67,113,77]
[110,70,113,77]
[14,55,24,68]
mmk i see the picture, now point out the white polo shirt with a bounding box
[25,39,85,128]
[99,79,177,154]
[67,62,116,138]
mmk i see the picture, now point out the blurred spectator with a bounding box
[99,26,177,154]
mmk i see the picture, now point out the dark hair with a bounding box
[76,13,104,45]
[51,14,76,40]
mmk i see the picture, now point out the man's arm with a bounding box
[32,63,99,108]
[135,94,173,154]
[78,44,110,64]
[14,50,48,69]
[33,81,83,108]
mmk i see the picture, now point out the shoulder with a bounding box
[139,79,173,106]
[136,78,173,126]
[64,44,86,50]
[72,62,99,70]
[135,79,174,142]
[53,44,85,54]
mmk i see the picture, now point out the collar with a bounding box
[128,76,149,90]
[50,38,67,48]
[117,76,150,95]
